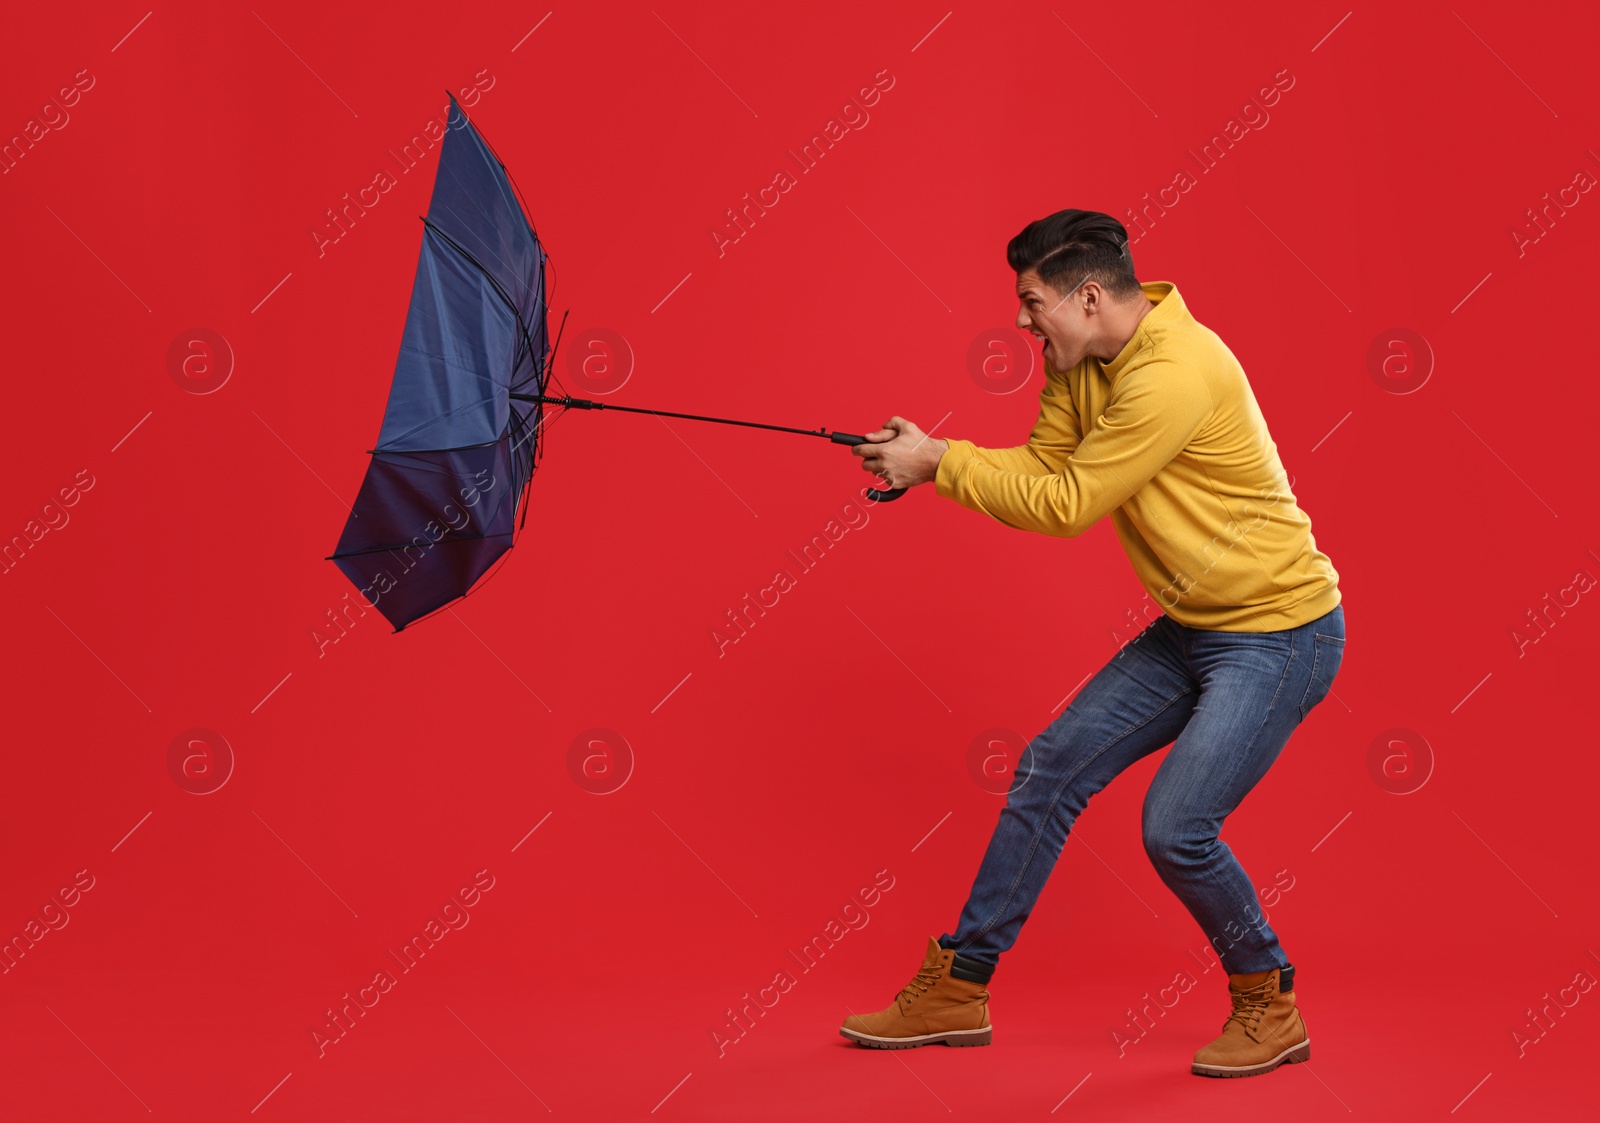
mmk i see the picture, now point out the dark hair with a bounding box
[1006,209,1141,300]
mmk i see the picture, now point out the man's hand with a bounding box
[852,416,949,490]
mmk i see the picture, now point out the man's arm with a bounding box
[935,361,1213,538]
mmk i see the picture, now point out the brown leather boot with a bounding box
[1191,965,1310,1077]
[840,937,993,1049]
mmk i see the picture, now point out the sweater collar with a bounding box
[1100,281,1181,382]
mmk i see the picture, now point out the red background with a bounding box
[3,2,1597,1119]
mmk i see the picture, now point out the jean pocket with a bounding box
[1297,634,1345,721]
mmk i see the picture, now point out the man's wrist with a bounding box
[927,437,951,487]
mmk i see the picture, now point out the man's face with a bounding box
[1015,267,1088,372]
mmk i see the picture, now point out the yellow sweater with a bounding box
[934,281,1340,631]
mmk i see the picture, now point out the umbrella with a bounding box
[329,93,904,633]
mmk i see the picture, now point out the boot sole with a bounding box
[1191,1039,1311,1078]
[839,1025,992,1049]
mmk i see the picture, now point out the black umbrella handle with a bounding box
[828,432,907,502]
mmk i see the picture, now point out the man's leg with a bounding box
[841,613,1202,1049]
[1140,607,1343,971]
[1139,605,1346,1075]
[936,612,1199,974]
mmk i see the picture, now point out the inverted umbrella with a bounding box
[329,93,903,633]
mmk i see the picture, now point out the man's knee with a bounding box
[1141,818,1216,871]
[1003,720,1087,800]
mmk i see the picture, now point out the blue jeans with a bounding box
[939,603,1345,976]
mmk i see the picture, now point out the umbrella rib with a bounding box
[428,112,558,394]
[421,222,549,467]
[431,119,548,324]
[420,218,548,400]
[432,189,533,303]
[433,139,528,269]
[427,146,545,348]
[373,232,544,452]
[452,93,547,252]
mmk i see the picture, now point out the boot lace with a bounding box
[898,962,944,1006]
[1224,980,1273,1039]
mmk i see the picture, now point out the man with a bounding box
[839,209,1345,1078]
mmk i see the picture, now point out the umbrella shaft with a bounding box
[510,393,864,443]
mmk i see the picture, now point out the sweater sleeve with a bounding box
[957,365,1083,477]
[935,360,1213,538]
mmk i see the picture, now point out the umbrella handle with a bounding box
[828,432,907,502]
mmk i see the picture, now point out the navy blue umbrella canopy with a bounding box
[329,93,549,631]
[330,94,908,633]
